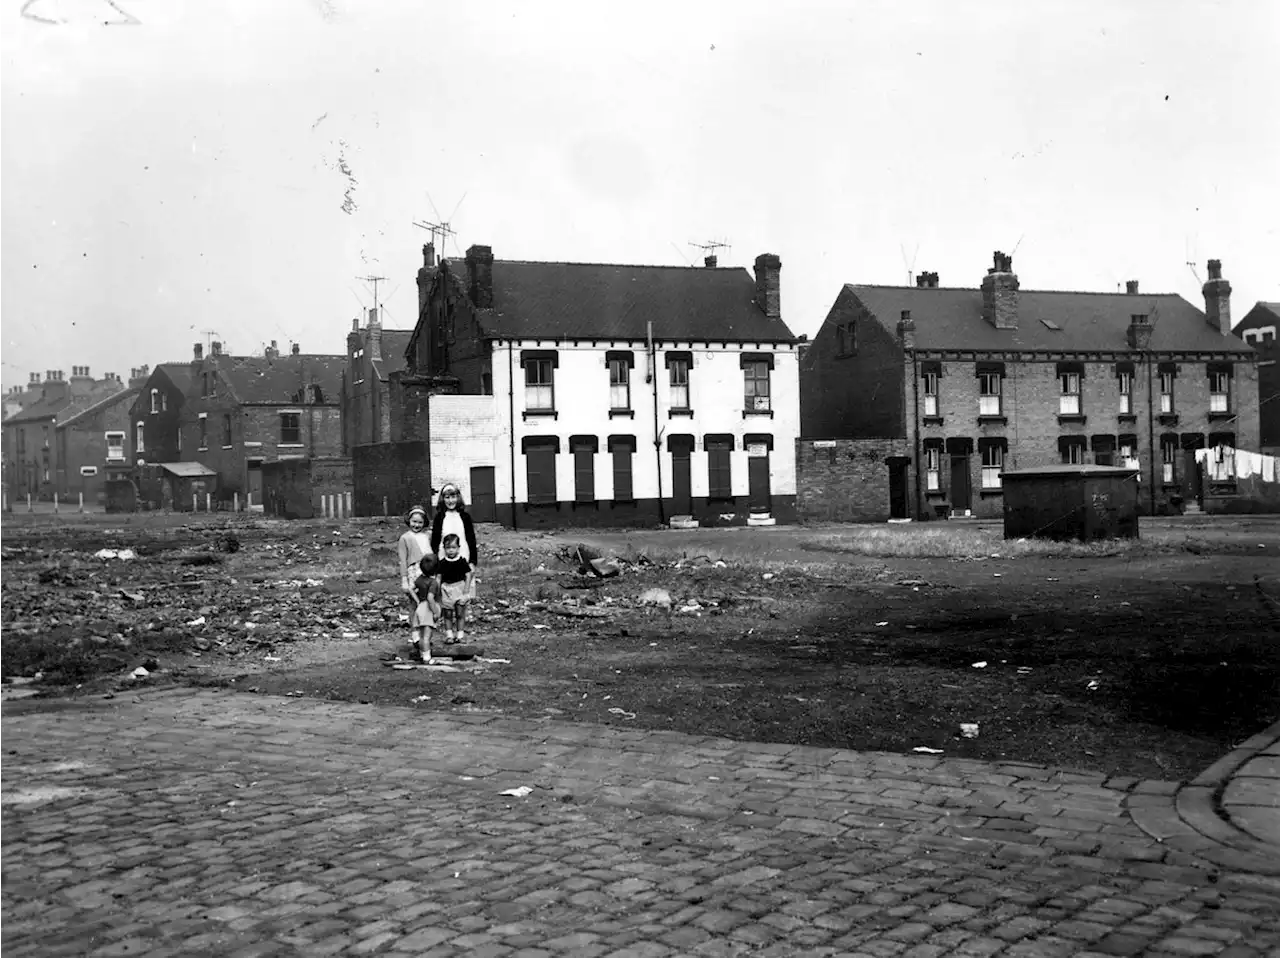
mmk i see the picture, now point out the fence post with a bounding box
[53,492,59,513]
[206,493,212,512]
[344,492,352,517]
[27,493,33,513]
[79,492,84,513]
[193,493,198,512]
[234,492,240,512]
[383,496,388,517]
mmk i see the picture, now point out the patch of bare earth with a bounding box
[4,515,1278,781]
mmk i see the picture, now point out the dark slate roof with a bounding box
[468,260,795,343]
[371,330,412,380]
[57,386,138,428]
[155,362,194,393]
[1238,302,1280,331]
[850,285,1254,354]
[214,354,346,405]
[4,392,69,424]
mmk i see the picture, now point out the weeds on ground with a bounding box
[801,524,1211,560]
[2,629,192,684]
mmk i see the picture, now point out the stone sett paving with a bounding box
[3,689,1279,958]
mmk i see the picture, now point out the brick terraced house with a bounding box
[383,243,801,527]
[799,253,1258,520]
[1236,301,1280,456]
[178,341,346,509]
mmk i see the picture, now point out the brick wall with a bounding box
[56,392,137,503]
[352,441,431,517]
[800,288,905,438]
[129,381,185,465]
[795,438,911,522]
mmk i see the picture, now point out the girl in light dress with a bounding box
[429,483,480,640]
[396,505,432,658]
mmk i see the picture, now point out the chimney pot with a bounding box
[291,343,300,356]
[1207,259,1223,280]
[424,242,436,268]
[704,255,717,269]
[194,343,203,361]
[1125,280,1139,295]
[753,253,782,320]
[211,341,222,357]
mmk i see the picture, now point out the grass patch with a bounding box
[801,524,1209,559]
[2,629,193,684]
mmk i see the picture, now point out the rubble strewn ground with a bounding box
[3,513,1278,781]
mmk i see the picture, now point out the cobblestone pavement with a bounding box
[4,690,1279,958]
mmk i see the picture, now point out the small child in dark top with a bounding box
[410,555,442,663]
[436,533,474,643]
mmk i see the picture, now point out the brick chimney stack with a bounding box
[265,340,280,361]
[1203,258,1233,335]
[210,341,223,357]
[291,343,300,356]
[193,343,203,362]
[1127,313,1153,351]
[916,272,939,289]
[368,306,383,361]
[704,255,717,268]
[754,253,782,320]
[1126,280,1140,295]
[981,251,1019,329]
[417,244,437,320]
[465,244,495,309]
[897,309,916,350]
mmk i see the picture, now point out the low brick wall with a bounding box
[352,441,431,517]
[795,438,911,523]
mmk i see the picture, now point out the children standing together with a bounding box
[395,482,479,663]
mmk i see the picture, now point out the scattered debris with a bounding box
[608,707,637,719]
[971,661,988,669]
[638,588,672,610]
[93,549,136,560]
[129,666,150,680]
[499,785,533,798]
[912,746,944,754]
[960,723,980,739]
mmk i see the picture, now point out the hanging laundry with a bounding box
[1263,455,1276,483]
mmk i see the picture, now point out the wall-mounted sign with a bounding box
[80,466,98,476]
[812,440,837,448]
[747,443,768,458]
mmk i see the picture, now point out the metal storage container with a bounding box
[1000,464,1140,541]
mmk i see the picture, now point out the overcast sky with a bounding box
[3,0,1278,389]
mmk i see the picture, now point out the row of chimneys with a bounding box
[974,251,1232,337]
[418,244,784,321]
[263,339,302,360]
[23,369,124,384]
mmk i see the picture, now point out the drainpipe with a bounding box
[649,321,665,525]
[910,350,922,520]
[1146,351,1157,516]
[508,341,518,531]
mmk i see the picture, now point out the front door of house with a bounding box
[888,459,909,519]
[246,460,263,511]
[747,446,771,516]
[949,455,971,514]
[1182,450,1203,506]
[470,466,496,522]
[671,443,693,516]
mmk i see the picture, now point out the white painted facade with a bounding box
[484,338,800,515]
[427,394,501,503]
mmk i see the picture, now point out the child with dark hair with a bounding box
[430,482,479,568]
[437,533,474,642]
[410,555,442,663]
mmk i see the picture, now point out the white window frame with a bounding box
[923,371,939,417]
[1209,371,1230,413]
[105,431,126,462]
[150,388,161,414]
[925,447,941,492]
[980,444,1003,489]
[978,372,1002,417]
[279,411,302,445]
[743,361,771,413]
[524,359,555,412]
[1161,439,1177,483]
[608,359,631,411]
[1059,373,1081,415]
[1159,372,1175,414]
[669,359,690,410]
[135,421,144,454]
[1118,372,1132,414]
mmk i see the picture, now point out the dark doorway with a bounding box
[670,437,693,515]
[246,460,263,511]
[1182,451,1203,507]
[747,453,771,515]
[888,458,909,519]
[949,455,971,513]
[470,466,496,522]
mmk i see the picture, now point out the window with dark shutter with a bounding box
[523,436,559,505]
[705,434,734,498]
[571,436,597,503]
[608,435,636,502]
